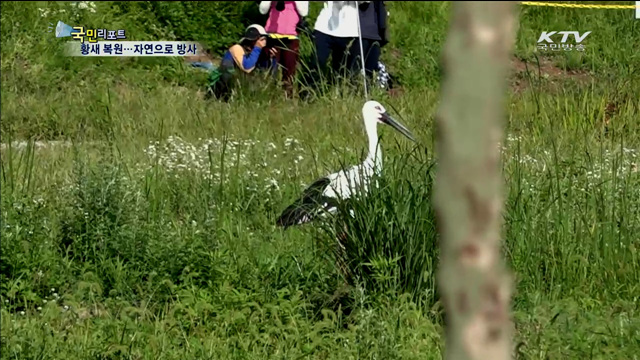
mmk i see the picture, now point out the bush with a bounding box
[150,1,267,55]
[319,144,439,307]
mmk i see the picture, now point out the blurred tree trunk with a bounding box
[433,2,518,360]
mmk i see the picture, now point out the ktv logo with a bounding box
[537,31,591,44]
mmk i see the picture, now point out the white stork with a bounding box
[276,100,416,229]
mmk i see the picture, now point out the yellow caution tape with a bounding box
[521,2,637,9]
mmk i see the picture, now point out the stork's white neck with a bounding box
[365,118,382,170]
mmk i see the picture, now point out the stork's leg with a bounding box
[335,224,352,285]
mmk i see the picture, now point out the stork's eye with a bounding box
[375,106,382,111]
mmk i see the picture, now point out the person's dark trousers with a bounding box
[348,38,381,83]
[348,39,381,93]
[302,30,355,96]
[271,37,301,99]
[207,58,235,102]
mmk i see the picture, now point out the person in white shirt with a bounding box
[302,1,361,95]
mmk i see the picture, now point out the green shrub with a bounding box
[150,1,267,55]
[320,144,439,307]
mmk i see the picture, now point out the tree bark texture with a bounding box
[433,2,518,360]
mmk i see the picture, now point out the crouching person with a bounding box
[208,25,275,101]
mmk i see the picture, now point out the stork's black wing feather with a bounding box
[276,177,338,229]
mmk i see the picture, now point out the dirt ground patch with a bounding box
[509,56,593,94]
[509,56,624,130]
[184,45,221,67]
[184,54,218,64]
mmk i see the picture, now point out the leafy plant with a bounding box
[319,144,439,307]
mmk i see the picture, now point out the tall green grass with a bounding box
[318,145,439,307]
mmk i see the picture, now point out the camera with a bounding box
[266,36,279,49]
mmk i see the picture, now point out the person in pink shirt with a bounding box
[259,1,309,98]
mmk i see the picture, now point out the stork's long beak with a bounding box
[380,112,416,142]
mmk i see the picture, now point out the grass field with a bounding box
[1,1,639,359]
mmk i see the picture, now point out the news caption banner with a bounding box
[56,25,203,57]
[65,41,204,57]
